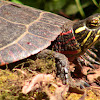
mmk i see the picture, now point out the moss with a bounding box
[0,57,56,100]
[67,89,100,100]
[0,69,22,100]
[0,57,100,100]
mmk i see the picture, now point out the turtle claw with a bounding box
[84,81,90,87]
[89,64,95,69]
[93,61,100,65]
[80,84,85,89]
[70,79,90,89]
[79,81,90,89]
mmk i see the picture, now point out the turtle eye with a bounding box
[86,16,100,29]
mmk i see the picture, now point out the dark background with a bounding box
[10,0,100,19]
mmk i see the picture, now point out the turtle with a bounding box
[0,1,100,86]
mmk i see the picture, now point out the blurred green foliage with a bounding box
[10,0,100,18]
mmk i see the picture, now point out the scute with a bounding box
[39,12,70,27]
[29,21,61,40]
[18,33,51,54]
[0,1,70,65]
[0,18,26,48]
[0,2,42,24]
[0,44,30,65]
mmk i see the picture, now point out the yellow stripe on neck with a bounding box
[81,30,92,46]
[93,34,99,43]
[93,29,100,43]
[75,26,86,33]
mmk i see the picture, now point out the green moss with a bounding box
[0,57,56,100]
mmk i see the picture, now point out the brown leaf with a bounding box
[87,68,100,83]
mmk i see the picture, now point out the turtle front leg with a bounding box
[37,49,70,84]
[77,49,100,69]
[37,49,90,89]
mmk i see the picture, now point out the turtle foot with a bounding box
[55,55,69,84]
[37,49,70,85]
[77,49,100,69]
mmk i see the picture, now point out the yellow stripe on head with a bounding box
[81,30,92,46]
[75,26,86,33]
[97,29,100,35]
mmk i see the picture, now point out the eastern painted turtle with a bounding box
[0,1,100,85]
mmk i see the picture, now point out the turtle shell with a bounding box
[0,1,72,65]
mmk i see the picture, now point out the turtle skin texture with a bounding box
[0,1,99,87]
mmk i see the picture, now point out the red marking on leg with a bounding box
[70,42,77,46]
[60,49,81,55]
[87,49,97,58]
[61,30,72,35]
[60,36,76,45]
[66,36,75,44]
[87,49,92,54]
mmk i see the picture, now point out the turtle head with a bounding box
[73,13,100,52]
